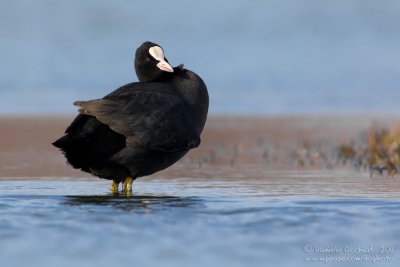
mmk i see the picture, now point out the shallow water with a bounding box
[1,171,399,267]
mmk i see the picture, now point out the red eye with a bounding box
[146,57,151,62]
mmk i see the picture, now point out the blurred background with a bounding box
[0,0,400,115]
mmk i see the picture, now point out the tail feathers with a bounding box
[53,115,127,176]
[53,135,91,171]
[52,135,71,148]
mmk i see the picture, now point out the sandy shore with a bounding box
[0,115,399,179]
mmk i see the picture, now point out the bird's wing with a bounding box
[74,82,200,152]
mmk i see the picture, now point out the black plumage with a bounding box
[53,41,209,184]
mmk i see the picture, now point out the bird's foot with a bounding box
[122,177,134,192]
[122,190,133,197]
[110,180,120,193]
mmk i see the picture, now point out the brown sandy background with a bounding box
[1,116,399,180]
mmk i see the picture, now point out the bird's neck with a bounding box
[175,70,207,104]
[156,68,209,133]
[175,70,209,132]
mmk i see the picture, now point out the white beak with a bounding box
[156,60,174,72]
[149,46,174,73]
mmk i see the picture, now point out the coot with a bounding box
[53,41,209,192]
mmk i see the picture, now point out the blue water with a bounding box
[1,0,400,115]
[0,172,399,267]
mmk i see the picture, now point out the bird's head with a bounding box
[134,41,174,82]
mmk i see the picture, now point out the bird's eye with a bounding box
[146,57,151,62]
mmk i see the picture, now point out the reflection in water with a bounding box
[63,194,203,212]
[1,175,400,267]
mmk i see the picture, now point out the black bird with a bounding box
[53,41,209,192]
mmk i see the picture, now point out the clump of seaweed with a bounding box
[292,141,333,169]
[337,144,355,163]
[366,125,400,176]
[338,125,400,176]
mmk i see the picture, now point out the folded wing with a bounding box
[74,82,200,153]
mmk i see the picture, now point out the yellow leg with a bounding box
[110,180,120,193]
[122,177,134,192]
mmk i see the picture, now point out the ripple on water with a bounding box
[0,175,400,267]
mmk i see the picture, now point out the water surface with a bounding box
[0,171,399,266]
